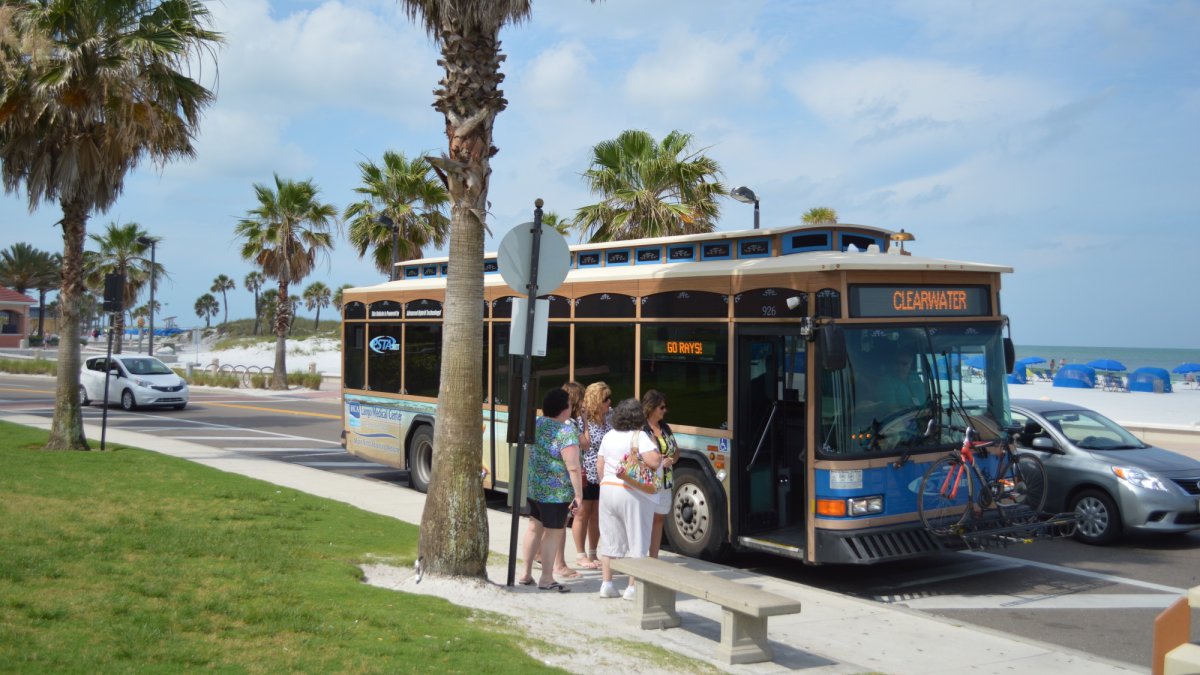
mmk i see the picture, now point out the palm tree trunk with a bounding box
[272,280,289,390]
[114,311,126,354]
[417,19,499,580]
[46,200,90,451]
[313,306,320,330]
[36,289,46,339]
[252,289,260,336]
[221,290,228,326]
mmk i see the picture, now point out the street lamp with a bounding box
[136,235,159,356]
[889,228,915,254]
[376,214,400,281]
[730,186,760,230]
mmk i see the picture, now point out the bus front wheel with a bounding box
[665,466,726,560]
[408,425,434,493]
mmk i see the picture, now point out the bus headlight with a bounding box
[848,496,884,516]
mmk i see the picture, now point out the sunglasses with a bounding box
[658,405,668,411]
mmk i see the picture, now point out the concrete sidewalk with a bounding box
[3,412,1145,674]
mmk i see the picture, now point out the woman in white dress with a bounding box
[596,398,662,599]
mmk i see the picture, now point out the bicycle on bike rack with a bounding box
[917,424,1049,538]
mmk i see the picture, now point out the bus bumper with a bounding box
[813,524,948,565]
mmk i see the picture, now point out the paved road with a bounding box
[3,373,1198,669]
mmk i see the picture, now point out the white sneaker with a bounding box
[599,582,620,598]
[622,585,637,601]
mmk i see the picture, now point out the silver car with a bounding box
[80,355,189,411]
[1010,399,1200,544]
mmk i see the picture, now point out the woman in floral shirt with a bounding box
[519,388,583,592]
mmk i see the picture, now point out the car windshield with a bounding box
[121,358,173,376]
[1041,409,1148,450]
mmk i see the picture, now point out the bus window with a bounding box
[405,325,442,397]
[367,323,402,393]
[575,323,635,396]
[532,325,570,409]
[641,324,729,430]
[642,290,728,319]
[343,323,366,390]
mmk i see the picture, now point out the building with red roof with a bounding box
[0,288,37,348]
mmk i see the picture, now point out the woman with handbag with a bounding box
[571,381,611,570]
[596,398,662,599]
[642,390,678,559]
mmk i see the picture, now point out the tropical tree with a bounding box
[259,288,278,332]
[85,222,159,354]
[332,283,354,310]
[193,293,218,328]
[574,129,726,243]
[235,175,337,389]
[0,242,58,337]
[398,0,538,580]
[302,281,331,330]
[244,270,264,336]
[802,207,838,225]
[210,274,236,326]
[32,253,62,339]
[343,150,449,278]
[0,0,221,451]
[542,212,572,238]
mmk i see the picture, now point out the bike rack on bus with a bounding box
[929,509,1078,552]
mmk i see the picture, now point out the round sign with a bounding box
[497,221,570,296]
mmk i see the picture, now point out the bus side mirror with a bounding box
[1003,337,1015,374]
[818,323,847,371]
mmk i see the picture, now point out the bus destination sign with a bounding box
[849,285,990,318]
[648,339,717,362]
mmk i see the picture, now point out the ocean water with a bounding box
[1016,344,1200,378]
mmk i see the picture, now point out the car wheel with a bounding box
[1071,489,1121,545]
[664,466,727,560]
[120,389,137,411]
[407,425,434,493]
[78,385,91,407]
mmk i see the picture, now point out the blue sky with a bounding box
[3,0,1197,348]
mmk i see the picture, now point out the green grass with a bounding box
[0,357,57,376]
[0,421,564,674]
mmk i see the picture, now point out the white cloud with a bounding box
[514,41,596,112]
[624,30,776,111]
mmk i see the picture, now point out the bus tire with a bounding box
[665,466,726,560]
[408,425,434,493]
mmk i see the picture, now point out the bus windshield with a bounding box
[819,323,1010,457]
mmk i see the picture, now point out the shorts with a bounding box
[654,488,672,516]
[529,499,571,529]
[582,482,600,500]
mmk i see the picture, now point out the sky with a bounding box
[2,0,1198,348]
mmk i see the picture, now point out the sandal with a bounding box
[538,582,571,593]
[575,555,599,569]
[555,567,582,580]
[517,577,535,586]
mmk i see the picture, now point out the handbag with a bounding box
[617,432,658,494]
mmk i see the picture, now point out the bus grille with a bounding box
[843,528,942,562]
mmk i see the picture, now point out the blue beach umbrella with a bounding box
[1086,359,1126,372]
[1016,356,1046,366]
[1172,363,1200,375]
[964,355,987,370]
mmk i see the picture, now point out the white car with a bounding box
[79,355,189,411]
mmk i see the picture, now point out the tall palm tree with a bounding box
[574,129,726,242]
[302,281,331,330]
[344,150,449,278]
[85,222,159,354]
[193,293,218,329]
[0,0,221,451]
[398,0,538,580]
[235,175,337,389]
[259,288,278,333]
[0,243,58,338]
[802,207,838,225]
[542,211,572,238]
[332,283,354,310]
[244,270,264,336]
[210,274,236,326]
[32,252,61,340]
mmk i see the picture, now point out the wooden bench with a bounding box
[610,556,802,664]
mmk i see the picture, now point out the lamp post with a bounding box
[136,235,158,356]
[376,214,400,281]
[731,186,760,230]
[889,228,915,254]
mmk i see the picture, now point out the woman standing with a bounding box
[572,381,612,569]
[642,390,678,559]
[596,398,662,599]
[518,388,584,592]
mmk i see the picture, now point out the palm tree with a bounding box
[235,175,337,389]
[210,274,236,326]
[302,282,332,330]
[193,293,218,329]
[542,212,572,238]
[244,271,265,336]
[259,288,278,332]
[32,253,61,340]
[0,0,221,451]
[802,207,838,225]
[344,150,449,277]
[398,0,539,580]
[574,129,726,242]
[332,283,354,310]
[85,222,160,354]
[0,243,58,338]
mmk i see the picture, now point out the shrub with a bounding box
[0,357,56,376]
[249,373,268,389]
[286,371,322,390]
[172,368,241,389]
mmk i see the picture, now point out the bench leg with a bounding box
[635,583,680,630]
[716,609,773,664]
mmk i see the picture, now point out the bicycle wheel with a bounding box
[918,456,980,536]
[993,453,1048,520]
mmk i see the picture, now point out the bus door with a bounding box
[734,327,807,545]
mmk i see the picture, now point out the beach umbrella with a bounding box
[1086,358,1126,371]
[964,355,987,369]
[1016,356,1046,366]
[1172,363,1200,374]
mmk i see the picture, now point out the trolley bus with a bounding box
[339,222,1017,564]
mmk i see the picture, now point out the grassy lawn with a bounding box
[0,421,562,673]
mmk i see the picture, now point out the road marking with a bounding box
[0,386,53,393]
[223,447,338,453]
[885,593,1180,610]
[967,551,1188,594]
[169,435,332,441]
[296,461,382,468]
[202,401,340,420]
[876,558,1019,591]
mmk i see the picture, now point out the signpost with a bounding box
[496,199,569,586]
